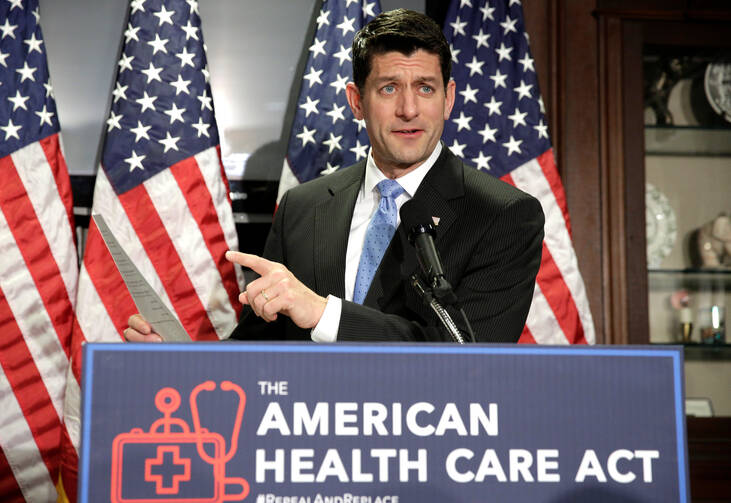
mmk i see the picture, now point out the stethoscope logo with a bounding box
[111,381,249,502]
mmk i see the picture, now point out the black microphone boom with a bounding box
[399,200,456,304]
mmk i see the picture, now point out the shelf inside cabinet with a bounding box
[645,126,731,157]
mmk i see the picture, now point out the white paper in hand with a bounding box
[92,214,191,342]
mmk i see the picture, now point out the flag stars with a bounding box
[508,108,528,128]
[112,82,128,102]
[472,151,492,171]
[489,69,508,89]
[141,62,163,83]
[32,7,40,22]
[518,53,535,72]
[181,20,199,41]
[198,92,213,111]
[153,5,175,26]
[24,33,44,54]
[0,18,18,39]
[147,34,169,55]
[484,95,502,116]
[170,75,191,95]
[124,23,141,43]
[8,0,24,12]
[514,80,533,100]
[16,62,37,82]
[130,120,151,141]
[106,111,123,131]
[118,53,134,73]
[320,162,339,176]
[459,0,473,8]
[534,119,549,139]
[472,29,490,49]
[0,50,8,67]
[176,47,196,68]
[478,123,498,143]
[500,15,518,35]
[330,73,348,94]
[496,42,513,62]
[164,103,186,124]
[303,67,323,87]
[1,119,21,140]
[452,111,472,132]
[333,45,351,66]
[459,83,478,104]
[316,9,330,29]
[322,132,343,153]
[158,132,181,153]
[336,16,355,36]
[124,150,146,172]
[43,82,53,97]
[192,117,210,138]
[7,90,30,111]
[185,0,199,15]
[480,4,496,21]
[350,140,368,160]
[448,139,466,157]
[449,43,460,64]
[465,56,484,76]
[326,104,346,124]
[130,0,146,14]
[362,2,376,17]
[136,91,157,112]
[296,125,316,147]
[502,135,523,156]
[299,96,320,117]
[449,16,467,37]
[353,117,366,132]
[309,38,327,58]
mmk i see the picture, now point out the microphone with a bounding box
[399,199,457,305]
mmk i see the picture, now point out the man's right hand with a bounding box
[123,314,163,342]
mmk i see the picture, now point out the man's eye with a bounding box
[420,86,434,94]
[382,85,395,94]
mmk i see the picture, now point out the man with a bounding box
[126,9,544,344]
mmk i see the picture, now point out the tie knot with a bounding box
[377,179,405,199]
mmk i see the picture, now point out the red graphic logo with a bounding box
[111,381,249,502]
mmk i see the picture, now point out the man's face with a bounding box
[346,49,455,177]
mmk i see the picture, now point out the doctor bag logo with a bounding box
[111,381,250,503]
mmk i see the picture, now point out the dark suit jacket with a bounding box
[230,147,544,343]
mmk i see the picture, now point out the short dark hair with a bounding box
[352,9,451,92]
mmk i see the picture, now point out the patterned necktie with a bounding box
[353,179,405,304]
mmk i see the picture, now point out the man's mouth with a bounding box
[394,129,423,136]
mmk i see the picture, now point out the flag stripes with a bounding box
[507,151,593,344]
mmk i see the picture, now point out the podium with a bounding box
[79,343,689,502]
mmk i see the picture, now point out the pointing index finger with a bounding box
[225,251,273,275]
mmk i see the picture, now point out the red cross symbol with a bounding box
[145,445,191,495]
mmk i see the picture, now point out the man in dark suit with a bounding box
[126,9,543,344]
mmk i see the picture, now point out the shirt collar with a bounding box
[363,141,442,198]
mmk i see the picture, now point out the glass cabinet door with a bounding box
[644,47,731,416]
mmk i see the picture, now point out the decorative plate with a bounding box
[704,62,731,123]
[646,183,677,268]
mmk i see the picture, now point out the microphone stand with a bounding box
[410,274,474,344]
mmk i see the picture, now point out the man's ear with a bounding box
[346,82,364,120]
[443,79,456,120]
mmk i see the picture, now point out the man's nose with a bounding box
[396,90,418,120]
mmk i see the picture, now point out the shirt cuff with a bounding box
[310,294,342,343]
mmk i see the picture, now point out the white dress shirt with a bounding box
[311,142,442,342]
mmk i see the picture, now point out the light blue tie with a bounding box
[353,179,405,304]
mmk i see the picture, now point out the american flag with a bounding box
[277,0,381,201]
[0,1,77,501]
[442,0,595,344]
[59,0,242,500]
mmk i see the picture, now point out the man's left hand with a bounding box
[225,251,327,329]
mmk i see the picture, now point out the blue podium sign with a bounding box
[80,343,688,503]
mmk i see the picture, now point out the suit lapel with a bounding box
[364,147,464,309]
[313,163,364,298]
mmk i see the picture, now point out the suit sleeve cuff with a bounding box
[310,294,341,343]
